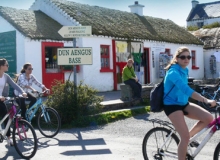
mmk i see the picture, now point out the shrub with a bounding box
[45,79,104,127]
[203,22,220,29]
[187,25,199,31]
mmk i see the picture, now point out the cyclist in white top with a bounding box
[0,58,27,146]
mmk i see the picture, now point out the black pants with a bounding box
[124,79,142,98]
[0,101,10,137]
[16,92,37,120]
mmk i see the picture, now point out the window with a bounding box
[191,50,199,69]
[100,45,112,72]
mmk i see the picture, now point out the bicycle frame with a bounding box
[158,106,220,159]
[201,86,220,100]
[0,106,15,138]
[25,96,46,122]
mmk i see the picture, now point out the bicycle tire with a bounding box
[214,142,220,160]
[37,107,61,138]
[142,127,179,160]
[12,119,38,159]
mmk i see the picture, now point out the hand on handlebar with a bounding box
[22,92,27,98]
[206,99,216,107]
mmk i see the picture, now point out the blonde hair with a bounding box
[164,46,190,70]
[127,58,134,63]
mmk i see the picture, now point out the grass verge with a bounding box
[71,106,150,128]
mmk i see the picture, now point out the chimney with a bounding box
[192,0,199,8]
[128,1,145,16]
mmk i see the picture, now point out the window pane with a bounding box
[105,48,109,56]
[101,58,104,67]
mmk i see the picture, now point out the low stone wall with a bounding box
[120,84,154,101]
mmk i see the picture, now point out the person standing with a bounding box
[0,58,27,146]
[122,58,142,101]
[163,46,216,160]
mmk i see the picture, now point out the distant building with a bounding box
[0,0,204,91]
[187,0,220,28]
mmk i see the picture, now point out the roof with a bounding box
[187,1,220,21]
[0,6,64,40]
[190,27,220,49]
[0,1,202,45]
[49,0,202,45]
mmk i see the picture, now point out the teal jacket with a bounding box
[163,64,194,105]
[122,65,135,82]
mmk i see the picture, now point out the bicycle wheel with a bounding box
[12,119,38,159]
[37,107,61,138]
[142,127,179,160]
[214,142,220,160]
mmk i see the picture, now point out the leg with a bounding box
[168,111,189,160]
[124,79,140,98]
[27,92,37,107]
[184,102,213,137]
[136,82,142,98]
[0,102,11,137]
[16,97,26,120]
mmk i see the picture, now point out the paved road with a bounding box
[0,111,219,160]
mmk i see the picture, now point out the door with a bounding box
[143,48,150,84]
[42,42,64,91]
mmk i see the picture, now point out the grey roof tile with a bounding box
[0,6,64,40]
[51,0,202,45]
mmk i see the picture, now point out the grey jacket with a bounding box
[2,73,25,97]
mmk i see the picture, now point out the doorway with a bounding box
[143,48,150,84]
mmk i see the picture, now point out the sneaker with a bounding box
[190,140,199,148]
[7,138,13,146]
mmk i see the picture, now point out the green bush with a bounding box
[187,25,199,31]
[203,22,220,29]
[45,79,104,127]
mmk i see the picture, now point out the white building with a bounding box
[187,0,220,28]
[0,0,204,92]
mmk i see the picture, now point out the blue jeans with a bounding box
[124,79,142,98]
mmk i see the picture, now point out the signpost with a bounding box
[57,47,92,65]
[58,26,92,38]
[58,26,92,95]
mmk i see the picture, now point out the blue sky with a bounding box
[0,0,213,27]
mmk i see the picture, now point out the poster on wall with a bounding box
[0,31,16,95]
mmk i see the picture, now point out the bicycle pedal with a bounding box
[189,141,199,148]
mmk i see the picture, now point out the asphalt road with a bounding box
[0,111,220,160]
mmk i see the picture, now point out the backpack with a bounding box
[150,79,174,112]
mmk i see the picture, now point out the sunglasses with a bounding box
[27,68,33,70]
[177,55,192,60]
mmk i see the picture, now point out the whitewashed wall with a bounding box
[143,41,204,83]
[187,18,220,27]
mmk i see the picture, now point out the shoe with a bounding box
[190,140,199,148]
[7,138,13,146]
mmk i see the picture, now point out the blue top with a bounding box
[163,64,194,105]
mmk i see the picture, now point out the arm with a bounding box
[31,75,46,89]
[5,74,25,94]
[123,67,136,80]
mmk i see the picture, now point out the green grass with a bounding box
[70,106,150,128]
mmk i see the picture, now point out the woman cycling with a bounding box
[0,58,27,146]
[163,46,216,160]
[14,63,49,120]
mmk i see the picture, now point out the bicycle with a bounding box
[198,84,220,112]
[142,102,220,160]
[0,97,37,159]
[17,90,61,138]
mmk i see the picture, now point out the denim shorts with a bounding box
[163,102,189,116]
